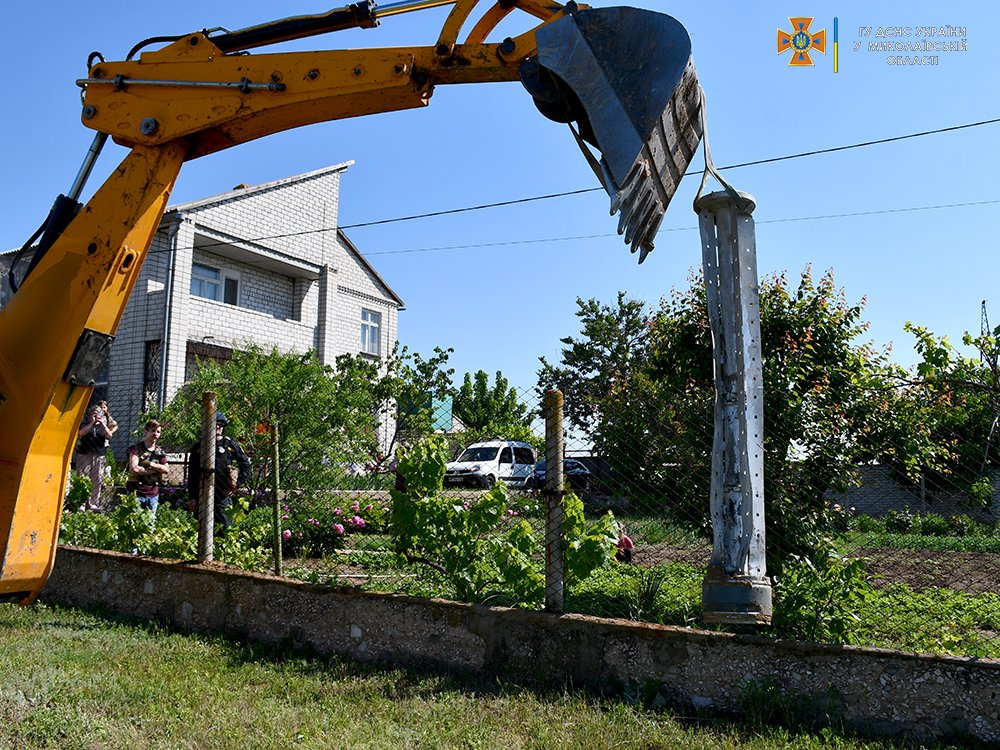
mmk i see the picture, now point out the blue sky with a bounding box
[2,2,996,398]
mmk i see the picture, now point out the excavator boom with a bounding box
[0,0,702,602]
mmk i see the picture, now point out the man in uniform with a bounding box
[187,412,251,532]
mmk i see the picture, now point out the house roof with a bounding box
[167,161,354,213]
[3,162,404,308]
[164,161,403,308]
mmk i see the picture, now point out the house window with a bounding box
[191,262,240,305]
[191,263,221,301]
[361,308,381,356]
[143,340,162,411]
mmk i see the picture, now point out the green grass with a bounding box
[850,584,1000,656]
[0,603,974,750]
[619,516,706,546]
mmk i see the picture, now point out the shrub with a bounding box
[852,514,880,533]
[883,507,918,534]
[919,512,950,537]
[281,494,348,557]
[65,472,92,512]
[391,435,617,606]
[969,476,993,510]
[770,543,872,645]
[217,505,273,571]
[60,495,271,569]
[948,513,980,537]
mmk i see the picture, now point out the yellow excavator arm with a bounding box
[0,0,702,603]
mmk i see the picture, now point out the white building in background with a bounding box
[50,161,402,455]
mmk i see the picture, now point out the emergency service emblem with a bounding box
[777,17,827,66]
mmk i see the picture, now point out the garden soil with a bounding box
[633,541,1000,595]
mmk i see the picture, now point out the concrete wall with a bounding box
[829,465,1000,524]
[40,547,999,745]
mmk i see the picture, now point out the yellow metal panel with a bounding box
[80,43,526,158]
[0,143,186,602]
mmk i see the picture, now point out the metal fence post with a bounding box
[696,190,772,625]
[544,389,564,613]
[197,391,216,563]
[271,422,282,577]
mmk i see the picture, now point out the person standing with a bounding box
[126,420,169,513]
[76,404,113,511]
[187,412,250,532]
[97,400,119,446]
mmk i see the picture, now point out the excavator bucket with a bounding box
[522,7,703,262]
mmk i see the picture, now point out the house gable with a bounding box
[103,162,402,457]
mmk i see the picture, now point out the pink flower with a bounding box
[308,518,317,525]
[333,507,342,516]
[349,515,365,528]
[365,504,373,511]
[282,529,291,539]
[281,514,289,520]
[333,523,345,535]
[351,501,361,512]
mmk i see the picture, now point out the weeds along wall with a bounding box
[39,546,1000,745]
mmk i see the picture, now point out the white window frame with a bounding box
[191,262,221,301]
[361,308,382,356]
[191,262,240,306]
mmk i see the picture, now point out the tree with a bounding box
[648,268,919,571]
[536,292,666,499]
[150,343,456,494]
[539,271,926,573]
[890,322,1000,504]
[151,345,379,495]
[378,344,455,464]
[453,370,534,447]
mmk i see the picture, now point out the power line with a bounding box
[363,198,1000,257]
[339,188,600,230]
[339,116,1000,230]
[148,115,1000,256]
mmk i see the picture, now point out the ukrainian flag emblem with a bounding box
[777,18,826,66]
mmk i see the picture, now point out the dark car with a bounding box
[527,458,592,492]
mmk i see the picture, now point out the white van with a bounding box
[443,440,536,489]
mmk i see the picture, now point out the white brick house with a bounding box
[3,162,402,456]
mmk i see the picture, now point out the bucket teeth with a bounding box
[530,8,703,263]
[609,60,703,261]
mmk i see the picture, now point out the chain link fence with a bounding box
[63,352,1000,660]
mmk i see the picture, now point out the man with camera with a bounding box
[75,404,113,511]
